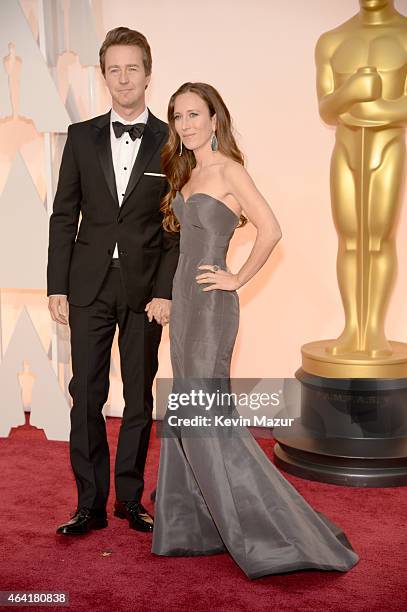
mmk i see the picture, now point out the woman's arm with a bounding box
[196,162,282,292]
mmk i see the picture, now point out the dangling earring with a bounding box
[211,131,218,152]
[179,139,183,156]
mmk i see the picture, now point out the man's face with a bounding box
[104,44,150,110]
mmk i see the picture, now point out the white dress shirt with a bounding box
[110,106,149,258]
[50,106,149,297]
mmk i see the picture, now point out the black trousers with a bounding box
[68,263,162,510]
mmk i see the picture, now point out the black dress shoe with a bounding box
[114,501,154,532]
[56,507,108,535]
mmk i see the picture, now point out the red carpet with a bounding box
[1,415,406,612]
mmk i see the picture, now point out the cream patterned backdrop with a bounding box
[1,0,406,439]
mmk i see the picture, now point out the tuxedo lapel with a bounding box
[120,112,165,210]
[93,112,119,208]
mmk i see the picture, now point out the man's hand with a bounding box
[145,298,171,326]
[48,295,69,325]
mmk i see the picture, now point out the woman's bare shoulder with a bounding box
[221,159,247,178]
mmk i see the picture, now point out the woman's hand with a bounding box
[196,264,240,291]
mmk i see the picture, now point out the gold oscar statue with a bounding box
[273,0,407,487]
[303,0,407,378]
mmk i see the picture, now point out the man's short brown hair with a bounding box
[99,27,152,76]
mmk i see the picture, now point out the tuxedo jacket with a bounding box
[47,109,179,312]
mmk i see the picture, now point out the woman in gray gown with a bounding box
[150,82,359,579]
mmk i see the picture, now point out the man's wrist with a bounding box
[151,296,171,301]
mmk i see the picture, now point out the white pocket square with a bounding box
[144,172,166,177]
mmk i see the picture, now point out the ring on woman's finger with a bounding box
[212,265,220,272]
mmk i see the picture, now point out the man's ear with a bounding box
[145,74,152,90]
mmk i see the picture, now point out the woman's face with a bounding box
[173,91,216,152]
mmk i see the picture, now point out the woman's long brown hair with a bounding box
[161,82,248,232]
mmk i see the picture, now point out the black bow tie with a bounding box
[112,121,145,141]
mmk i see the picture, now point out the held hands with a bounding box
[48,295,69,325]
[196,264,241,291]
[145,297,171,326]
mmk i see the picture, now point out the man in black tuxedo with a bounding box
[47,27,179,535]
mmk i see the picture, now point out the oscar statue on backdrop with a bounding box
[274,0,407,486]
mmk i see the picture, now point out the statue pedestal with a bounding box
[273,348,407,487]
[301,339,407,379]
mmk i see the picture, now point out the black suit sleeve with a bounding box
[152,228,180,299]
[152,181,180,300]
[47,125,82,296]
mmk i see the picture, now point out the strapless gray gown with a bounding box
[151,192,359,579]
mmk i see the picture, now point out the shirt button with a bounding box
[124,166,127,170]
[126,141,129,144]
[118,219,123,224]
